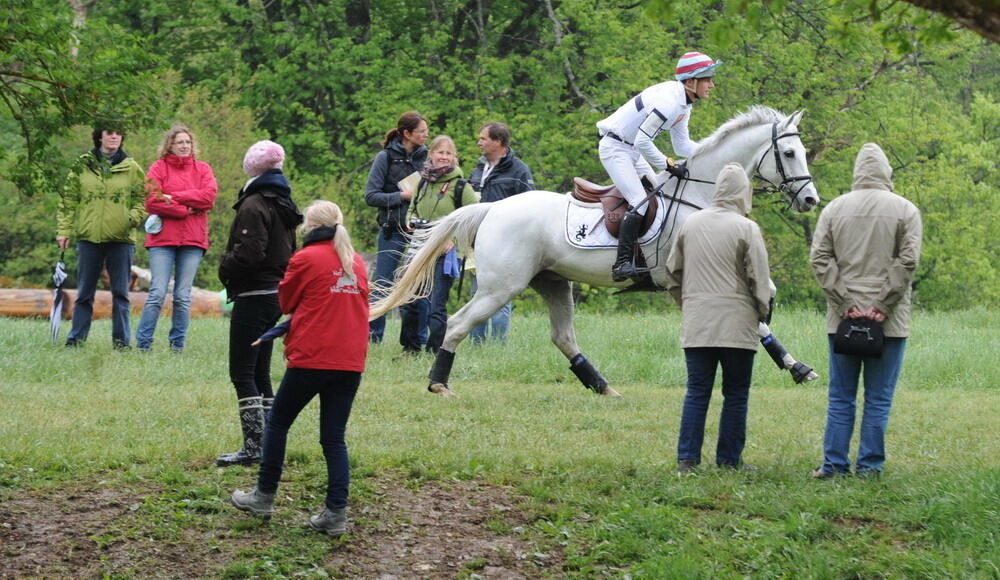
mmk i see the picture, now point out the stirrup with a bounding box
[612,262,649,282]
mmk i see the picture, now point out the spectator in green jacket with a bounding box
[56,127,147,349]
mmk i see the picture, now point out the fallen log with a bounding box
[0,288,225,319]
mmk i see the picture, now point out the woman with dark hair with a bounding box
[56,127,146,349]
[364,111,428,344]
[136,125,218,352]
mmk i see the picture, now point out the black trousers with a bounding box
[228,293,281,400]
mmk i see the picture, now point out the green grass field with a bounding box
[1,309,998,577]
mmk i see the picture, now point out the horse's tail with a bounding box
[369,203,494,321]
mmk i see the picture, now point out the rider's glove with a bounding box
[666,160,688,180]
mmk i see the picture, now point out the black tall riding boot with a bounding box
[612,210,645,282]
[216,396,265,467]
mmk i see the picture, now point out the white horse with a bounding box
[372,107,821,397]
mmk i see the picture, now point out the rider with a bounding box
[597,51,721,282]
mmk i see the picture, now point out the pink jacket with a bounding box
[144,155,218,249]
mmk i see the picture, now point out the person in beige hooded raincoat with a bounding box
[665,162,771,473]
[809,142,922,479]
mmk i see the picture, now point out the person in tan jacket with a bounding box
[810,142,922,479]
[665,162,771,473]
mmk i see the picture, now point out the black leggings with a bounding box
[228,294,281,400]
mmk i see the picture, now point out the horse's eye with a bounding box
[783,150,795,158]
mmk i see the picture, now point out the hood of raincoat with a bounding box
[852,142,894,192]
[711,162,752,216]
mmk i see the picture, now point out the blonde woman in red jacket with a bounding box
[231,200,370,538]
[136,125,218,352]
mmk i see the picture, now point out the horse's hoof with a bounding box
[790,361,819,384]
[428,383,456,397]
[601,386,624,398]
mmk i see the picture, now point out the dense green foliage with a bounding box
[1,311,998,575]
[1,0,997,309]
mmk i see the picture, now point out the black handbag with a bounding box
[833,318,885,358]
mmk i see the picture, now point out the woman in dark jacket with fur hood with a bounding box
[216,140,303,467]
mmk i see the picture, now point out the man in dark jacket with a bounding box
[216,140,303,467]
[467,122,535,342]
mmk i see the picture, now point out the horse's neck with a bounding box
[685,124,769,204]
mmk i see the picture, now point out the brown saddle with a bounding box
[570,178,659,238]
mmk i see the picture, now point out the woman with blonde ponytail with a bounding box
[231,200,370,538]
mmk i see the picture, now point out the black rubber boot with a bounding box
[216,396,265,466]
[611,211,645,282]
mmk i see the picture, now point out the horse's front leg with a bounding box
[426,286,519,397]
[757,322,820,383]
[529,274,622,397]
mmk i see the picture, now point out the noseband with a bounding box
[753,122,814,206]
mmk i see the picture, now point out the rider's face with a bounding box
[685,77,715,101]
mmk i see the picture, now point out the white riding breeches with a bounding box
[598,136,654,216]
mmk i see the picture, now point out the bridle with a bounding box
[752,122,815,207]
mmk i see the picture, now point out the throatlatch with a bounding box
[428,349,456,392]
[760,334,814,384]
[569,353,610,394]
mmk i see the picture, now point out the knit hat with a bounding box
[242,140,285,177]
[675,52,721,81]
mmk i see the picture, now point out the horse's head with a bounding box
[752,110,820,212]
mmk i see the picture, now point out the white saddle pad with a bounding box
[563,194,665,249]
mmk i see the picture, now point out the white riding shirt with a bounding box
[596,80,696,171]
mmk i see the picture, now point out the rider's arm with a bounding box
[667,113,697,159]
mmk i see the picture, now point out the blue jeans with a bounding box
[469,274,511,343]
[821,336,906,475]
[369,226,410,343]
[135,246,205,350]
[677,347,756,466]
[257,368,361,509]
[400,255,452,352]
[67,241,134,346]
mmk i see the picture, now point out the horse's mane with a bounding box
[694,106,787,155]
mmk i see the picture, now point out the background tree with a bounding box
[0,0,162,194]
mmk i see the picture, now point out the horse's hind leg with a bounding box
[529,274,622,397]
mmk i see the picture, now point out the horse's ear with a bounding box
[786,110,805,129]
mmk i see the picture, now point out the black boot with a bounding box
[612,210,646,282]
[216,396,265,467]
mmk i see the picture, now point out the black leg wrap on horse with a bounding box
[428,349,456,391]
[569,353,609,394]
[790,361,814,384]
[760,334,790,370]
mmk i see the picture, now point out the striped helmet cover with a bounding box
[675,52,721,81]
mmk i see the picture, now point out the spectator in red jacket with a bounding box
[136,125,218,352]
[230,199,369,538]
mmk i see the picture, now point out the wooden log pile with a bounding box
[0,288,225,319]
